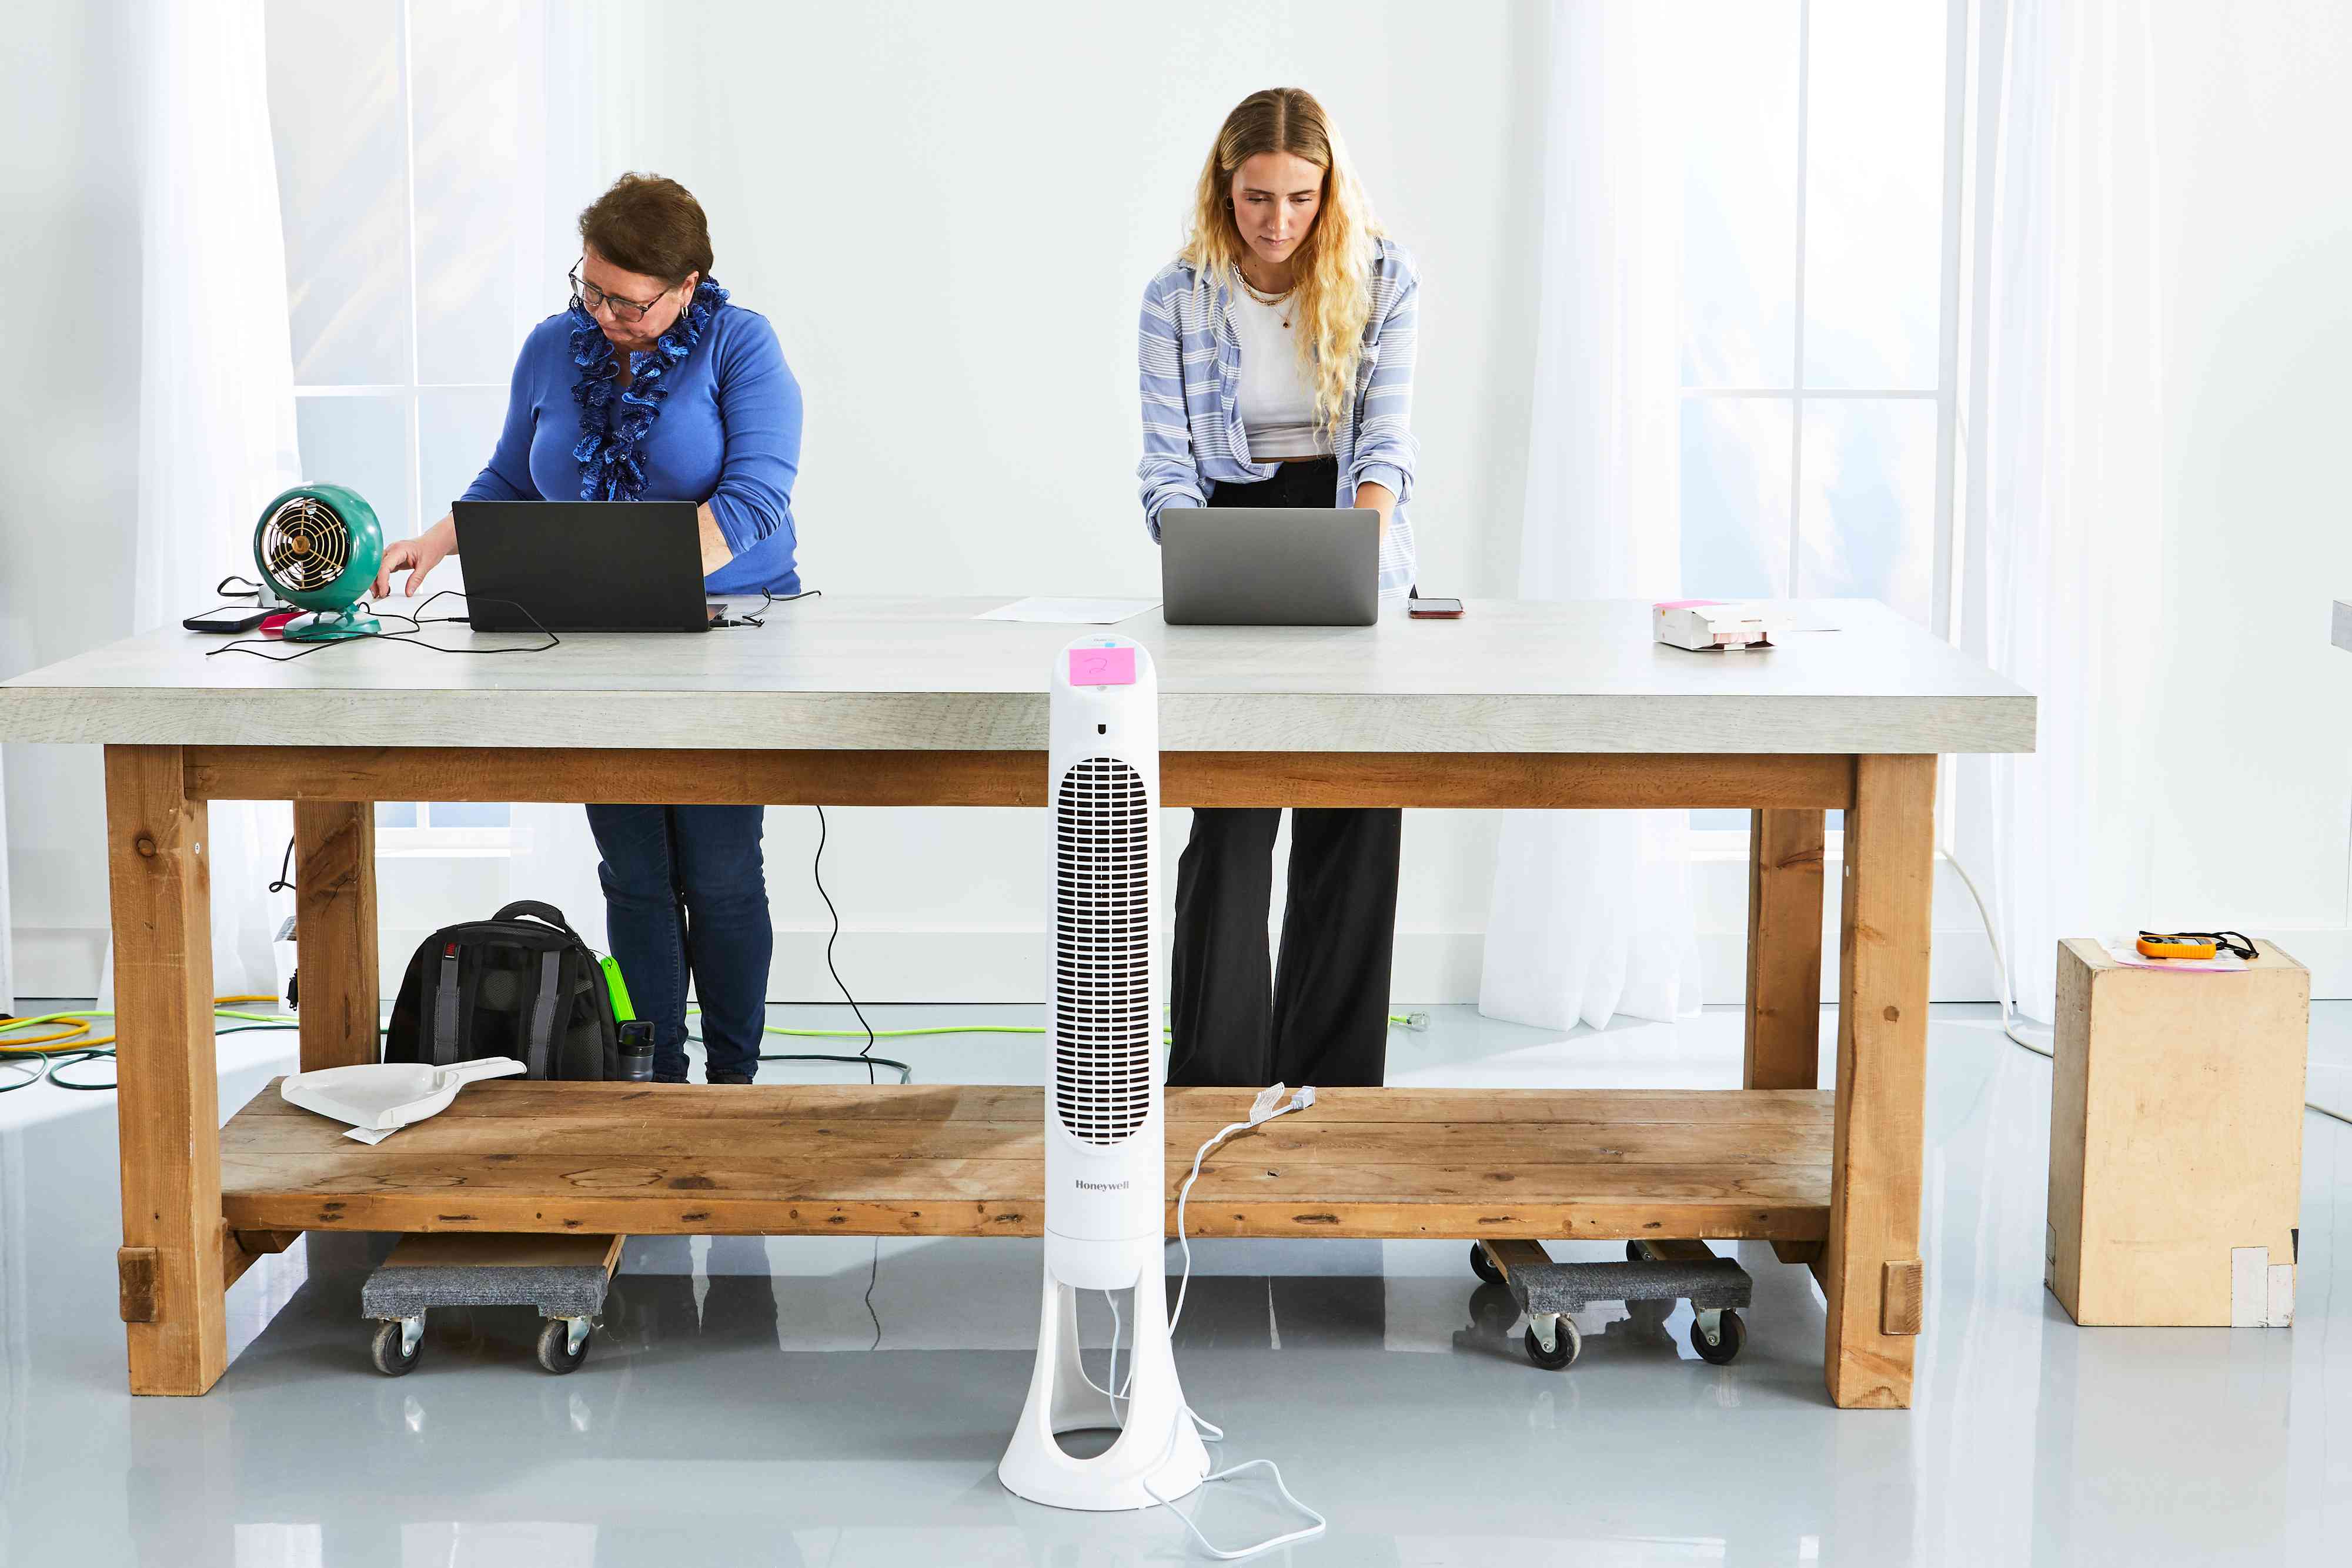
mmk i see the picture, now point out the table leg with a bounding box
[1822,754,1934,1409]
[105,744,228,1395]
[1744,807,1827,1090]
[294,798,380,1071]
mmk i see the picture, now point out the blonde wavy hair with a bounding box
[1181,88,1381,433]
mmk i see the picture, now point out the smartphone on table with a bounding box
[1409,597,1464,620]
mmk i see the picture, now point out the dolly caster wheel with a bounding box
[1525,1316,1581,1370]
[1470,1242,1505,1286]
[537,1318,591,1374]
[370,1318,421,1377]
[1690,1308,1745,1366]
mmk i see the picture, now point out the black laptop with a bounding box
[450,500,716,632]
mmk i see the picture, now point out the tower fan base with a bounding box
[1000,1271,1208,1512]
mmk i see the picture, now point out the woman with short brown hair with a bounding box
[378,173,802,1085]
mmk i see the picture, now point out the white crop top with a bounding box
[1231,288,1332,460]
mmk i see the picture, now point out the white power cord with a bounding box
[1935,757,2350,1128]
[1931,760,2056,1058]
[1078,1083,1329,1560]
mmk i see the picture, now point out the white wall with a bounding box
[556,0,1546,1004]
[12,0,2352,1007]
[2140,0,2352,985]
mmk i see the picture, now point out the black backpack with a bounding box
[383,901,621,1079]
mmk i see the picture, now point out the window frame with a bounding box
[1685,0,1972,861]
[283,0,517,850]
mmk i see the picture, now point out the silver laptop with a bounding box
[1158,506,1381,626]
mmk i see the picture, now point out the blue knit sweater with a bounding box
[462,293,803,596]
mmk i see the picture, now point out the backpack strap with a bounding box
[524,948,564,1078]
[492,901,579,938]
[430,940,462,1066]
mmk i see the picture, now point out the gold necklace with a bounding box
[1237,270,1295,327]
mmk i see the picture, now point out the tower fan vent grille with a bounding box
[1053,755,1152,1146]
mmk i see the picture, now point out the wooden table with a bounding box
[0,596,2033,1407]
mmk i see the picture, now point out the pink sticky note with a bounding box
[1068,646,1136,686]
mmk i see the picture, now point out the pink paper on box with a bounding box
[1068,646,1136,686]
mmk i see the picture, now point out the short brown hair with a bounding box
[578,173,713,285]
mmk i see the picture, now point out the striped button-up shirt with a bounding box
[1136,236,1421,597]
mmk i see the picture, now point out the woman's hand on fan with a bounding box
[375,514,457,599]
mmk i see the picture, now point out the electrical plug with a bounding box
[1249,1082,1290,1124]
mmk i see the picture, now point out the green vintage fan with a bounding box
[253,484,383,641]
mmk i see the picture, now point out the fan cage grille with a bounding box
[259,496,352,594]
[1053,755,1152,1147]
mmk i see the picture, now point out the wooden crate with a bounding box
[2046,937,2308,1326]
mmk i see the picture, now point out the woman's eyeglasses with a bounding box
[569,259,673,324]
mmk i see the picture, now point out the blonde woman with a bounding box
[1137,86,1420,1088]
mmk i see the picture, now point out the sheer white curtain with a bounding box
[111,0,299,999]
[1477,3,1702,1034]
[0,750,13,1015]
[1951,0,2165,1022]
[499,4,614,947]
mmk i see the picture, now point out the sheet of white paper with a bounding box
[343,1125,399,1145]
[977,597,1158,624]
[2099,937,2249,974]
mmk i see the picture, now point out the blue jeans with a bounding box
[583,804,771,1082]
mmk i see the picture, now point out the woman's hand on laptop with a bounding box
[375,514,458,599]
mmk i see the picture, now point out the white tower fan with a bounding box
[999,635,1210,1512]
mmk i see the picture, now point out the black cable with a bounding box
[864,1239,883,1350]
[215,574,263,600]
[0,1022,303,1095]
[409,588,472,624]
[714,587,818,628]
[810,805,878,1083]
[749,1049,914,1084]
[267,836,296,894]
[203,594,558,661]
[719,588,770,628]
[44,1049,120,1091]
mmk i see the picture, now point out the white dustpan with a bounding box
[280,1057,526,1139]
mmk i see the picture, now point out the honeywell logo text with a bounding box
[1074,1179,1131,1192]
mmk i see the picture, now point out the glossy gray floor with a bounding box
[2,1001,2346,1567]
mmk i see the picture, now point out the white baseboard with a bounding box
[18,922,2352,1008]
[9,926,105,1001]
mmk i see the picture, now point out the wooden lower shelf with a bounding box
[220,1082,1833,1242]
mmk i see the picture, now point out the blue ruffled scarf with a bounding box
[569,277,727,501]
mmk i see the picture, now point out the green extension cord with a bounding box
[0,1007,302,1094]
[2,1004,1428,1096]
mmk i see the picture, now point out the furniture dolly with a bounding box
[360,1232,624,1376]
[1471,1238,1754,1370]
[0,596,2034,1409]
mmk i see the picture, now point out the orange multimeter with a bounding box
[2136,931,2257,961]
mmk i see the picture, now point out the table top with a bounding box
[0,596,2034,754]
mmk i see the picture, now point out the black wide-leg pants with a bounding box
[1168,805,1403,1086]
[1165,454,1403,1087]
